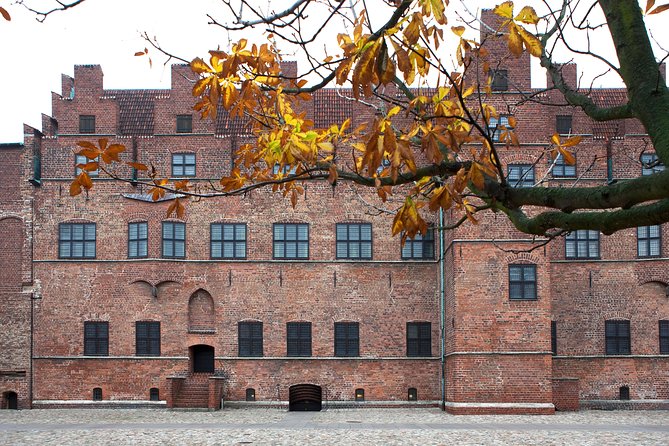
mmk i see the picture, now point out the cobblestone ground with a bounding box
[0,408,668,445]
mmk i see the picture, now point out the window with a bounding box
[641,153,665,176]
[75,154,99,176]
[287,322,311,357]
[487,115,512,142]
[79,115,95,134]
[509,264,537,300]
[551,153,576,178]
[162,222,185,258]
[334,322,359,357]
[551,321,557,355]
[136,321,160,356]
[490,69,508,91]
[637,225,661,258]
[238,321,263,357]
[272,163,297,175]
[355,388,365,402]
[246,388,256,401]
[128,222,148,258]
[605,320,631,355]
[84,321,109,356]
[507,164,534,188]
[556,115,573,135]
[408,388,418,401]
[336,223,372,260]
[92,387,103,401]
[211,223,246,259]
[149,388,160,401]
[407,322,431,357]
[273,223,309,259]
[565,230,600,259]
[176,115,193,133]
[660,320,669,354]
[172,153,196,177]
[402,229,435,260]
[59,223,96,259]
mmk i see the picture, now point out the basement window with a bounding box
[92,387,102,401]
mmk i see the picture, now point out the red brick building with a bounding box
[1,11,668,413]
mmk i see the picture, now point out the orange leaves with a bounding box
[166,198,185,219]
[70,139,127,196]
[550,134,581,165]
[646,1,669,14]
[493,2,542,57]
[0,6,10,21]
[392,197,428,242]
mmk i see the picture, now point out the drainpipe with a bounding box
[439,208,446,410]
[605,137,614,183]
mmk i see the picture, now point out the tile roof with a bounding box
[102,90,169,136]
[588,89,629,139]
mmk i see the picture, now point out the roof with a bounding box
[102,89,170,136]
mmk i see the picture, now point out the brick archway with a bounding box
[188,289,215,332]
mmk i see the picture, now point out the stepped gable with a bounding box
[102,89,169,136]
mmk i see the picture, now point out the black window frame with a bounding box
[149,388,160,401]
[641,153,665,176]
[92,387,103,401]
[508,264,537,300]
[135,321,160,356]
[176,114,193,133]
[59,223,96,259]
[637,225,661,258]
[487,115,513,142]
[605,320,631,355]
[401,229,435,260]
[660,320,669,354]
[75,154,99,177]
[238,321,263,357]
[79,115,95,134]
[161,221,186,259]
[565,230,600,260]
[551,153,576,178]
[128,221,148,259]
[406,322,431,357]
[336,223,373,260]
[171,153,196,177]
[211,223,247,259]
[334,322,360,357]
[273,223,309,260]
[490,69,508,91]
[556,115,573,135]
[507,164,534,188]
[84,321,109,356]
[287,322,312,357]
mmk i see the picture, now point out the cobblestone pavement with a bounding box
[1,408,668,445]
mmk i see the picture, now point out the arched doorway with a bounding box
[289,384,322,411]
[2,392,18,410]
[190,344,215,373]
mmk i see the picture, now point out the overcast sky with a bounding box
[0,0,665,143]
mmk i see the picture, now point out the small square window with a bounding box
[239,321,263,357]
[59,223,96,259]
[128,222,148,258]
[565,230,600,259]
[176,115,193,133]
[605,320,630,355]
[336,223,372,260]
[162,221,185,259]
[660,320,669,354]
[551,153,576,178]
[637,225,661,258]
[509,264,537,300]
[172,153,196,177]
[556,115,573,135]
[136,321,160,356]
[75,154,99,177]
[490,69,508,91]
[401,229,435,260]
[287,322,312,357]
[641,153,665,176]
[84,321,109,356]
[79,115,95,134]
[334,322,359,357]
[508,164,534,188]
[488,115,513,142]
[407,322,431,357]
[273,223,309,259]
[211,223,247,259]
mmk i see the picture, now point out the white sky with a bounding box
[0,0,665,143]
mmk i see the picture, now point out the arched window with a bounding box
[188,290,215,332]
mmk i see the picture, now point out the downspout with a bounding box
[605,137,614,183]
[439,208,446,410]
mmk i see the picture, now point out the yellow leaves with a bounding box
[0,7,10,21]
[220,168,248,192]
[451,26,465,37]
[493,1,514,19]
[493,2,542,58]
[428,185,452,212]
[514,6,539,24]
[550,134,581,165]
[190,57,213,74]
[420,0,448,26]
[392,197,428,242]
